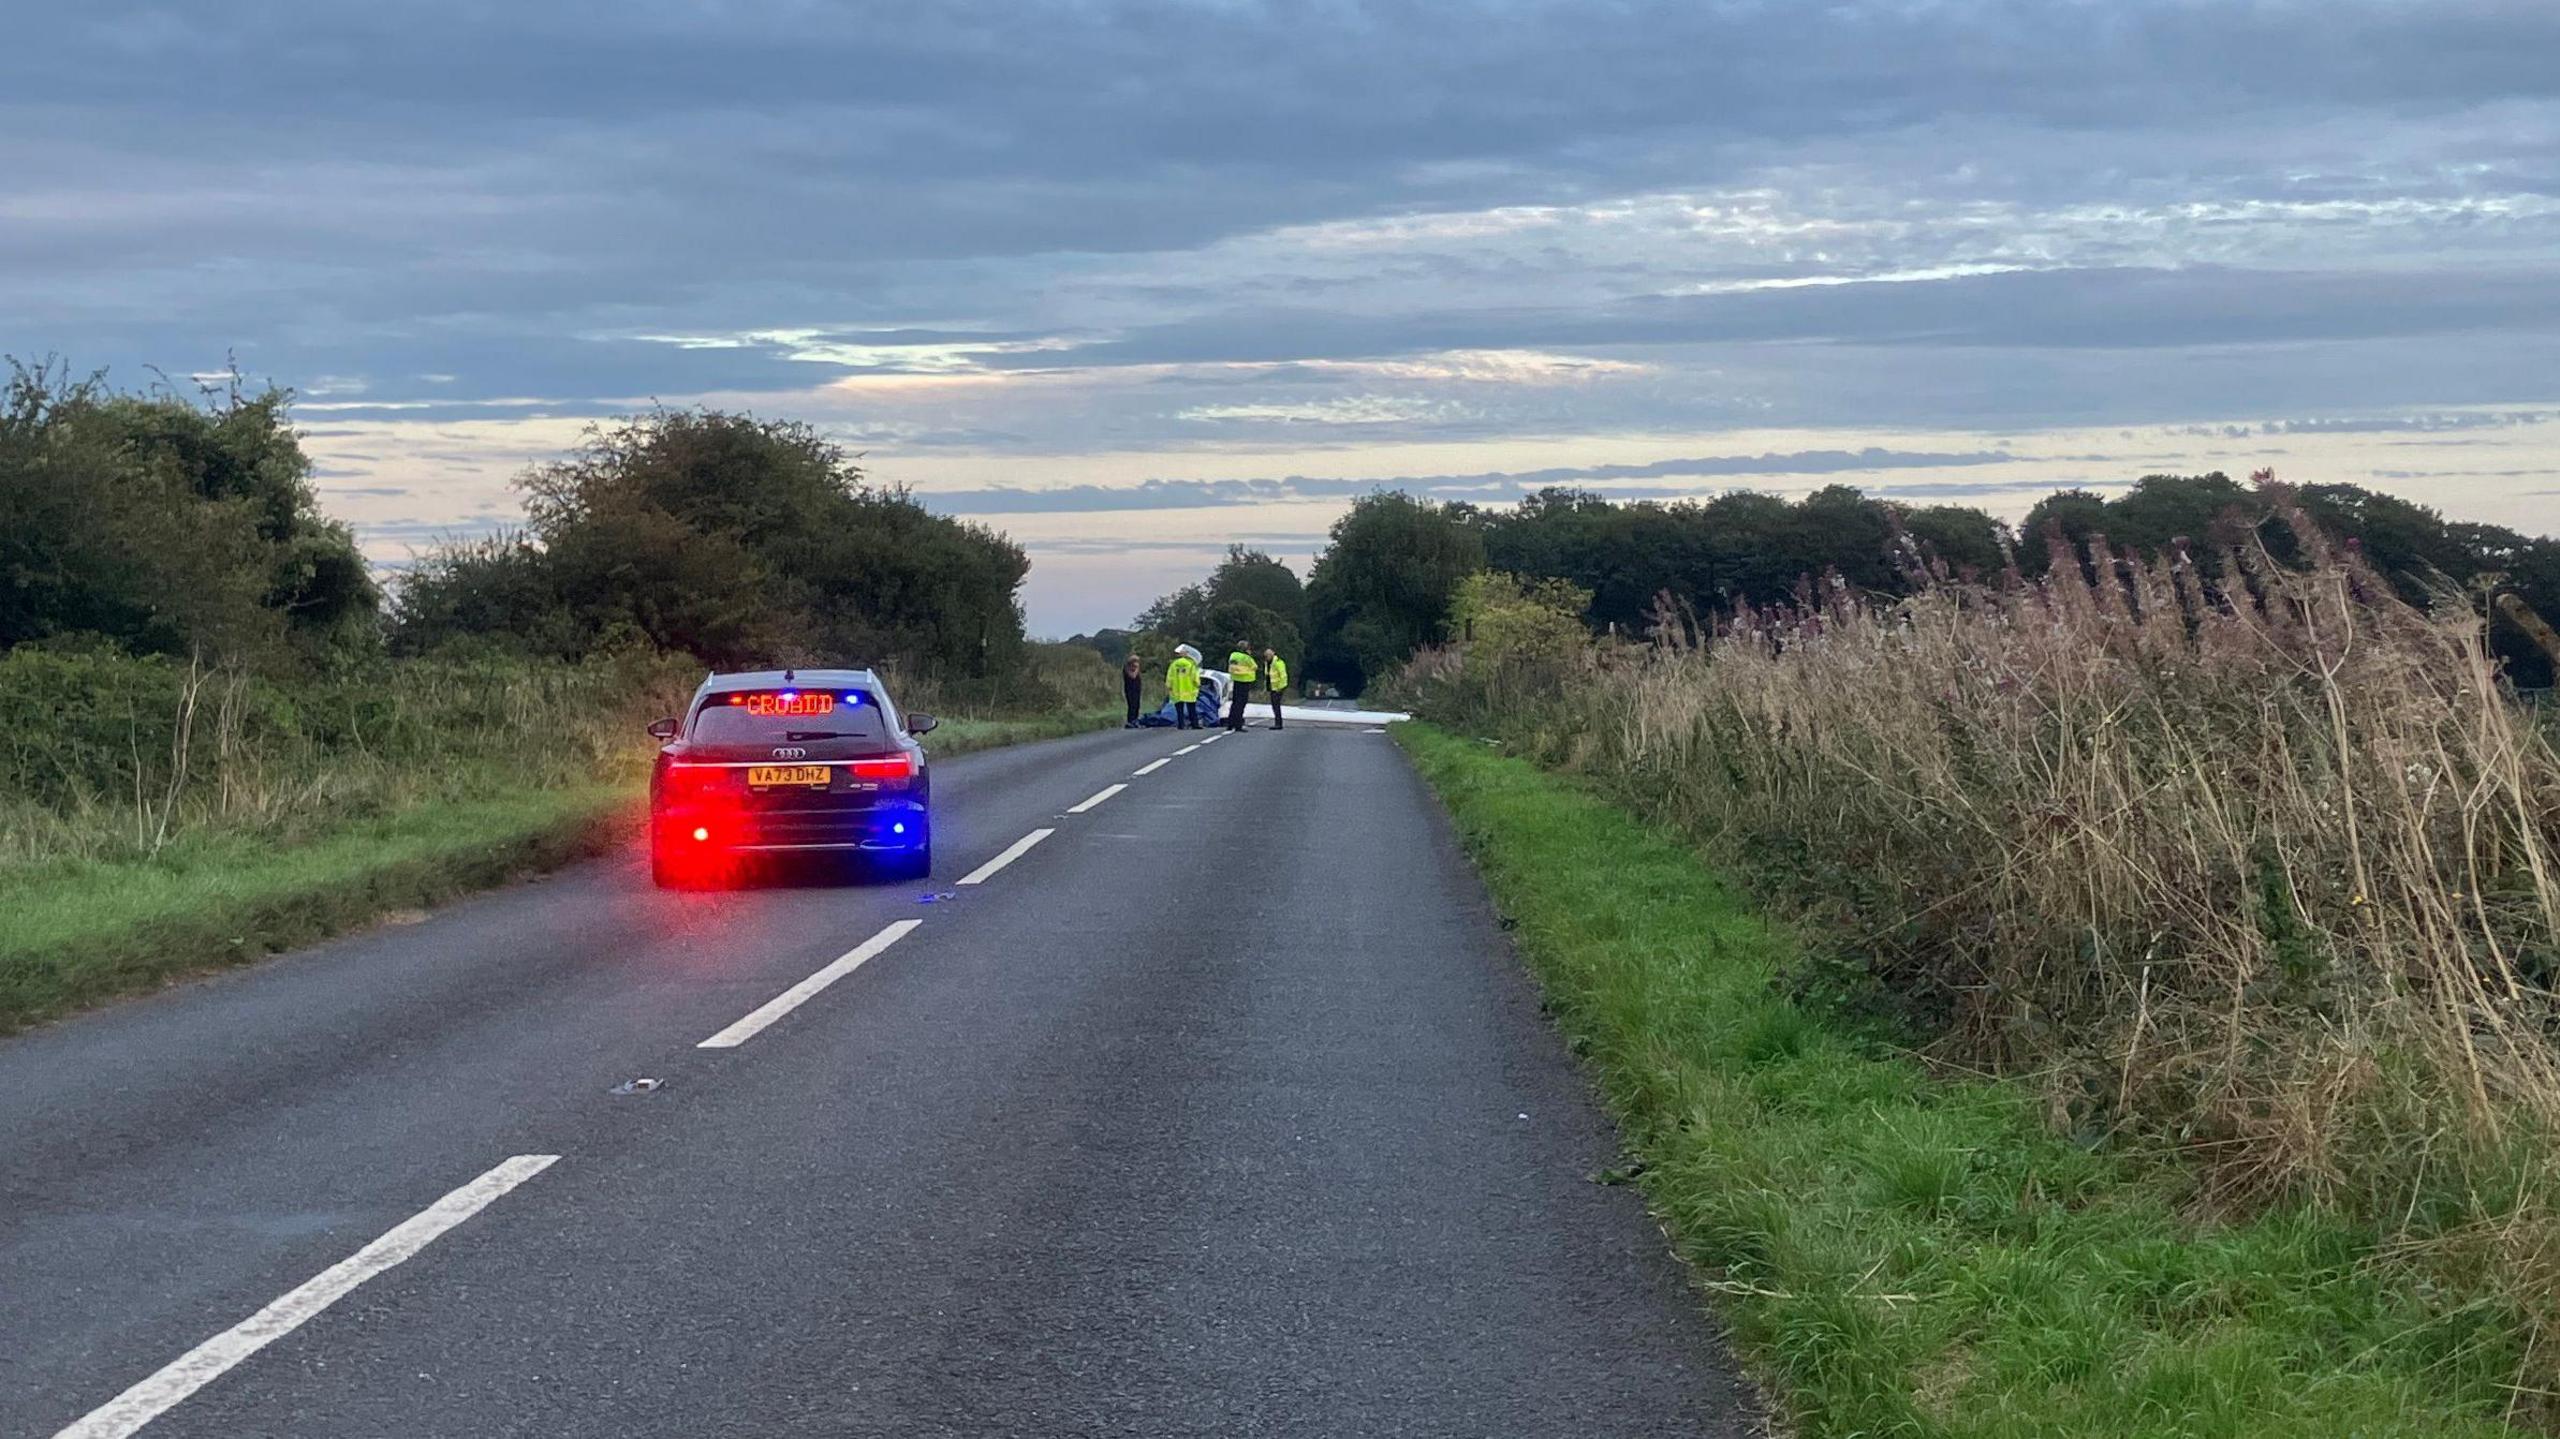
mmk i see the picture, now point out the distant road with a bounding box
[3,722,1758,1438]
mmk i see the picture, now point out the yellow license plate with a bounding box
[746,764,832,788]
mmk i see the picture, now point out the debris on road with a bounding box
[611,1077,661,1095]
[916,891,959,904]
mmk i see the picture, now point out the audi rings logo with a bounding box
[769,746,808,760]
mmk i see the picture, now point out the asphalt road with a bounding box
[2,720,1762,1438]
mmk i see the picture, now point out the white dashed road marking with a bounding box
[956,828,1053,886]
[697,920,923,1049]
[53,1154,560,1439]
[1066,784,1126,814]
[1132,758,1171,776]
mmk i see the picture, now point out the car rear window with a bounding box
[688,689,890,745]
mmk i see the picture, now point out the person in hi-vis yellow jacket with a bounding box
[1166,646,1202,729]
[1225,648,1258,731]
[1261,648,1289,730]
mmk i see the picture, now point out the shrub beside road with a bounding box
[1400,723,2526,1439]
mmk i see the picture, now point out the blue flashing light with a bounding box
[892,822,907,834]
[843,691,862,703]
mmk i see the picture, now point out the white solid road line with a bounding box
[1174,744,1201,755]
[698,920,922,1049]
[1131,758,1171,776]
[955,828,1053,886]
[1066,783,1127,814]
[53,1154,559,1439]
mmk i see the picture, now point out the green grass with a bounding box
[0,707,1116,1032]
[926,709,1122,754]
[0,785,634,1029]
[1396,722,2533,1439]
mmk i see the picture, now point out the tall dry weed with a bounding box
[1403,480,2560,1387]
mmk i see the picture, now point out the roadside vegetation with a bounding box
[1388,477,2560,1432]
[0,645,1115,1030]
[0,360,1115,1029]
[1402,724,2526,1437]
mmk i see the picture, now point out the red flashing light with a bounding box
[662,763,728,797]
[847,754,918,780]
[691,827,710,842]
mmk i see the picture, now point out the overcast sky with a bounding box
[10,0,2557,633]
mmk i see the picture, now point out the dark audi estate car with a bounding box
[646,669,936,888]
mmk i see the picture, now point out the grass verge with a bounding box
[1396,722,2532,1439]
[0,709,1115,1033]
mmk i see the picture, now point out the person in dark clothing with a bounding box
[1122,655,1144,728]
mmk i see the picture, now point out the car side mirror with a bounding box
[646,717,678,741]
[907,713,938,735]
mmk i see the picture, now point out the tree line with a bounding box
[1105,477,2560,694]
[12,358,2549,695]
[1,363,1033,684]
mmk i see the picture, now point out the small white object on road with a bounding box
[1131,758,1171,776]
[697,920,923,1049]
[955,828,1053,886]
[1066,784,1126,814]
[52,1154,559,1439]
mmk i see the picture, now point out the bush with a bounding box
[390,408,1031,679]
[0,360,375,663]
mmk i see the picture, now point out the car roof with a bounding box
[696,668,881,695]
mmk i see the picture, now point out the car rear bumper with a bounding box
[654,797,928,854]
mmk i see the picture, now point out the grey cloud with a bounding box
[1009,266,2560,370]
[2370,469,2557,480]
[2170,413,2557,439]
[2263,412,2555,434]
[918,448,2018,515]
[11,2,2560,384]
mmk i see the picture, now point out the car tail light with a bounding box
[847,754,919,780]
[661,763,730,797]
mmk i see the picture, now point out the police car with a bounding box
[645,669,935,888]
